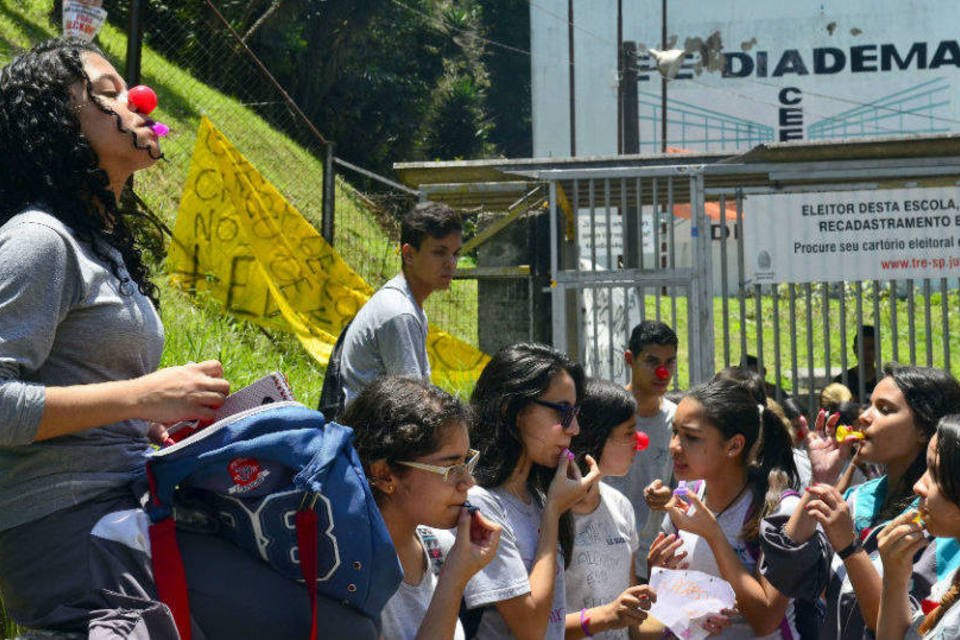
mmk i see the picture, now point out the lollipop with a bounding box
[835,425,865,443]
[150,122,170,137]
[673,480,689,497]
[654,365,671,381]
[462,500,486,540]
[635,430,650,451]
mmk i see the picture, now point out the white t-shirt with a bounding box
[604,398,677,579]
[463,486,567,640]
[906,571,960,640]
[566,483,640,640]
[380,527,465,640]
[661,482,800,640]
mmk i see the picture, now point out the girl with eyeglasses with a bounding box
[878,414,960,639]
[463,343,601,640]
[343,376,502,640]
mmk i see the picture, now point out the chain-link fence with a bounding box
[120,0,479,347]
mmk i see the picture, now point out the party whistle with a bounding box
[655,365,671,381]
[635,431,650,451]
[835,425,865,443]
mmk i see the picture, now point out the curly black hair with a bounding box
[340,376,471,501]
[0,38,159,305]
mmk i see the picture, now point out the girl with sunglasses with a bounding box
[463,343,601,640]
[343,376,501,640]
[878,414,960,639]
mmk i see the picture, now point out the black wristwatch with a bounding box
[837,537,862,560]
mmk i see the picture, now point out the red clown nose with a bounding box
[654,365,670,381]
[128,85,158,115]
[635,431,650,451]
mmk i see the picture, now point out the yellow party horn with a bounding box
[835,425,865,443]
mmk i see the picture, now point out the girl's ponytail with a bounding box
[920,571,960,635]
[743,404,800,542]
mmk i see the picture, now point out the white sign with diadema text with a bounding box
[744,187,960,284]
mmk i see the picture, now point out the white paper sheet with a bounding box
[648,567,736,640]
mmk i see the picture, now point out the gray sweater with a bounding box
[0,210,163,531]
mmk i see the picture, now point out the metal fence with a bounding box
[531,145,960,410]
[540,169,712,390]
[126,1,479,348]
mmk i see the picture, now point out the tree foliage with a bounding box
[88,0,530,176]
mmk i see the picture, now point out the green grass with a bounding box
[640,284,960,395]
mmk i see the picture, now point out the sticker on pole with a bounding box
[63,0,107,43]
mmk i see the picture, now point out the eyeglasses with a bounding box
[396,449,480,484]
[532,399,581,430]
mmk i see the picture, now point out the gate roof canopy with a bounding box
[394,133,960,211]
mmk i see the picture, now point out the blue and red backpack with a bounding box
[144,401,401,640]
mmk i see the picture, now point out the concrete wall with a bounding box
[475,210,553,355]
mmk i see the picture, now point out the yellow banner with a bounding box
[168,117,489,391]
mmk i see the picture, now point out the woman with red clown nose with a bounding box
[0,38,376,639]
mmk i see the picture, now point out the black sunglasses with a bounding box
[531,399,580,430]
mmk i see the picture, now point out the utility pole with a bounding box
[125,0,144,87]
[660,0,667,154]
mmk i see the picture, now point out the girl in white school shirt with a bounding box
[463,343,600,640]
[645,376,801,639]
[344,376,501,640]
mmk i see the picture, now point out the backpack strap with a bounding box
[147,460,321,640]
[146,462,192,640]
[297,493,321,640]
[317,320,352,421]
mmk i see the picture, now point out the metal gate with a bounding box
[534,142,960,408]
[537,166,715,389]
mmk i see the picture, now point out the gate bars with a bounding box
[538,155,960,410]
